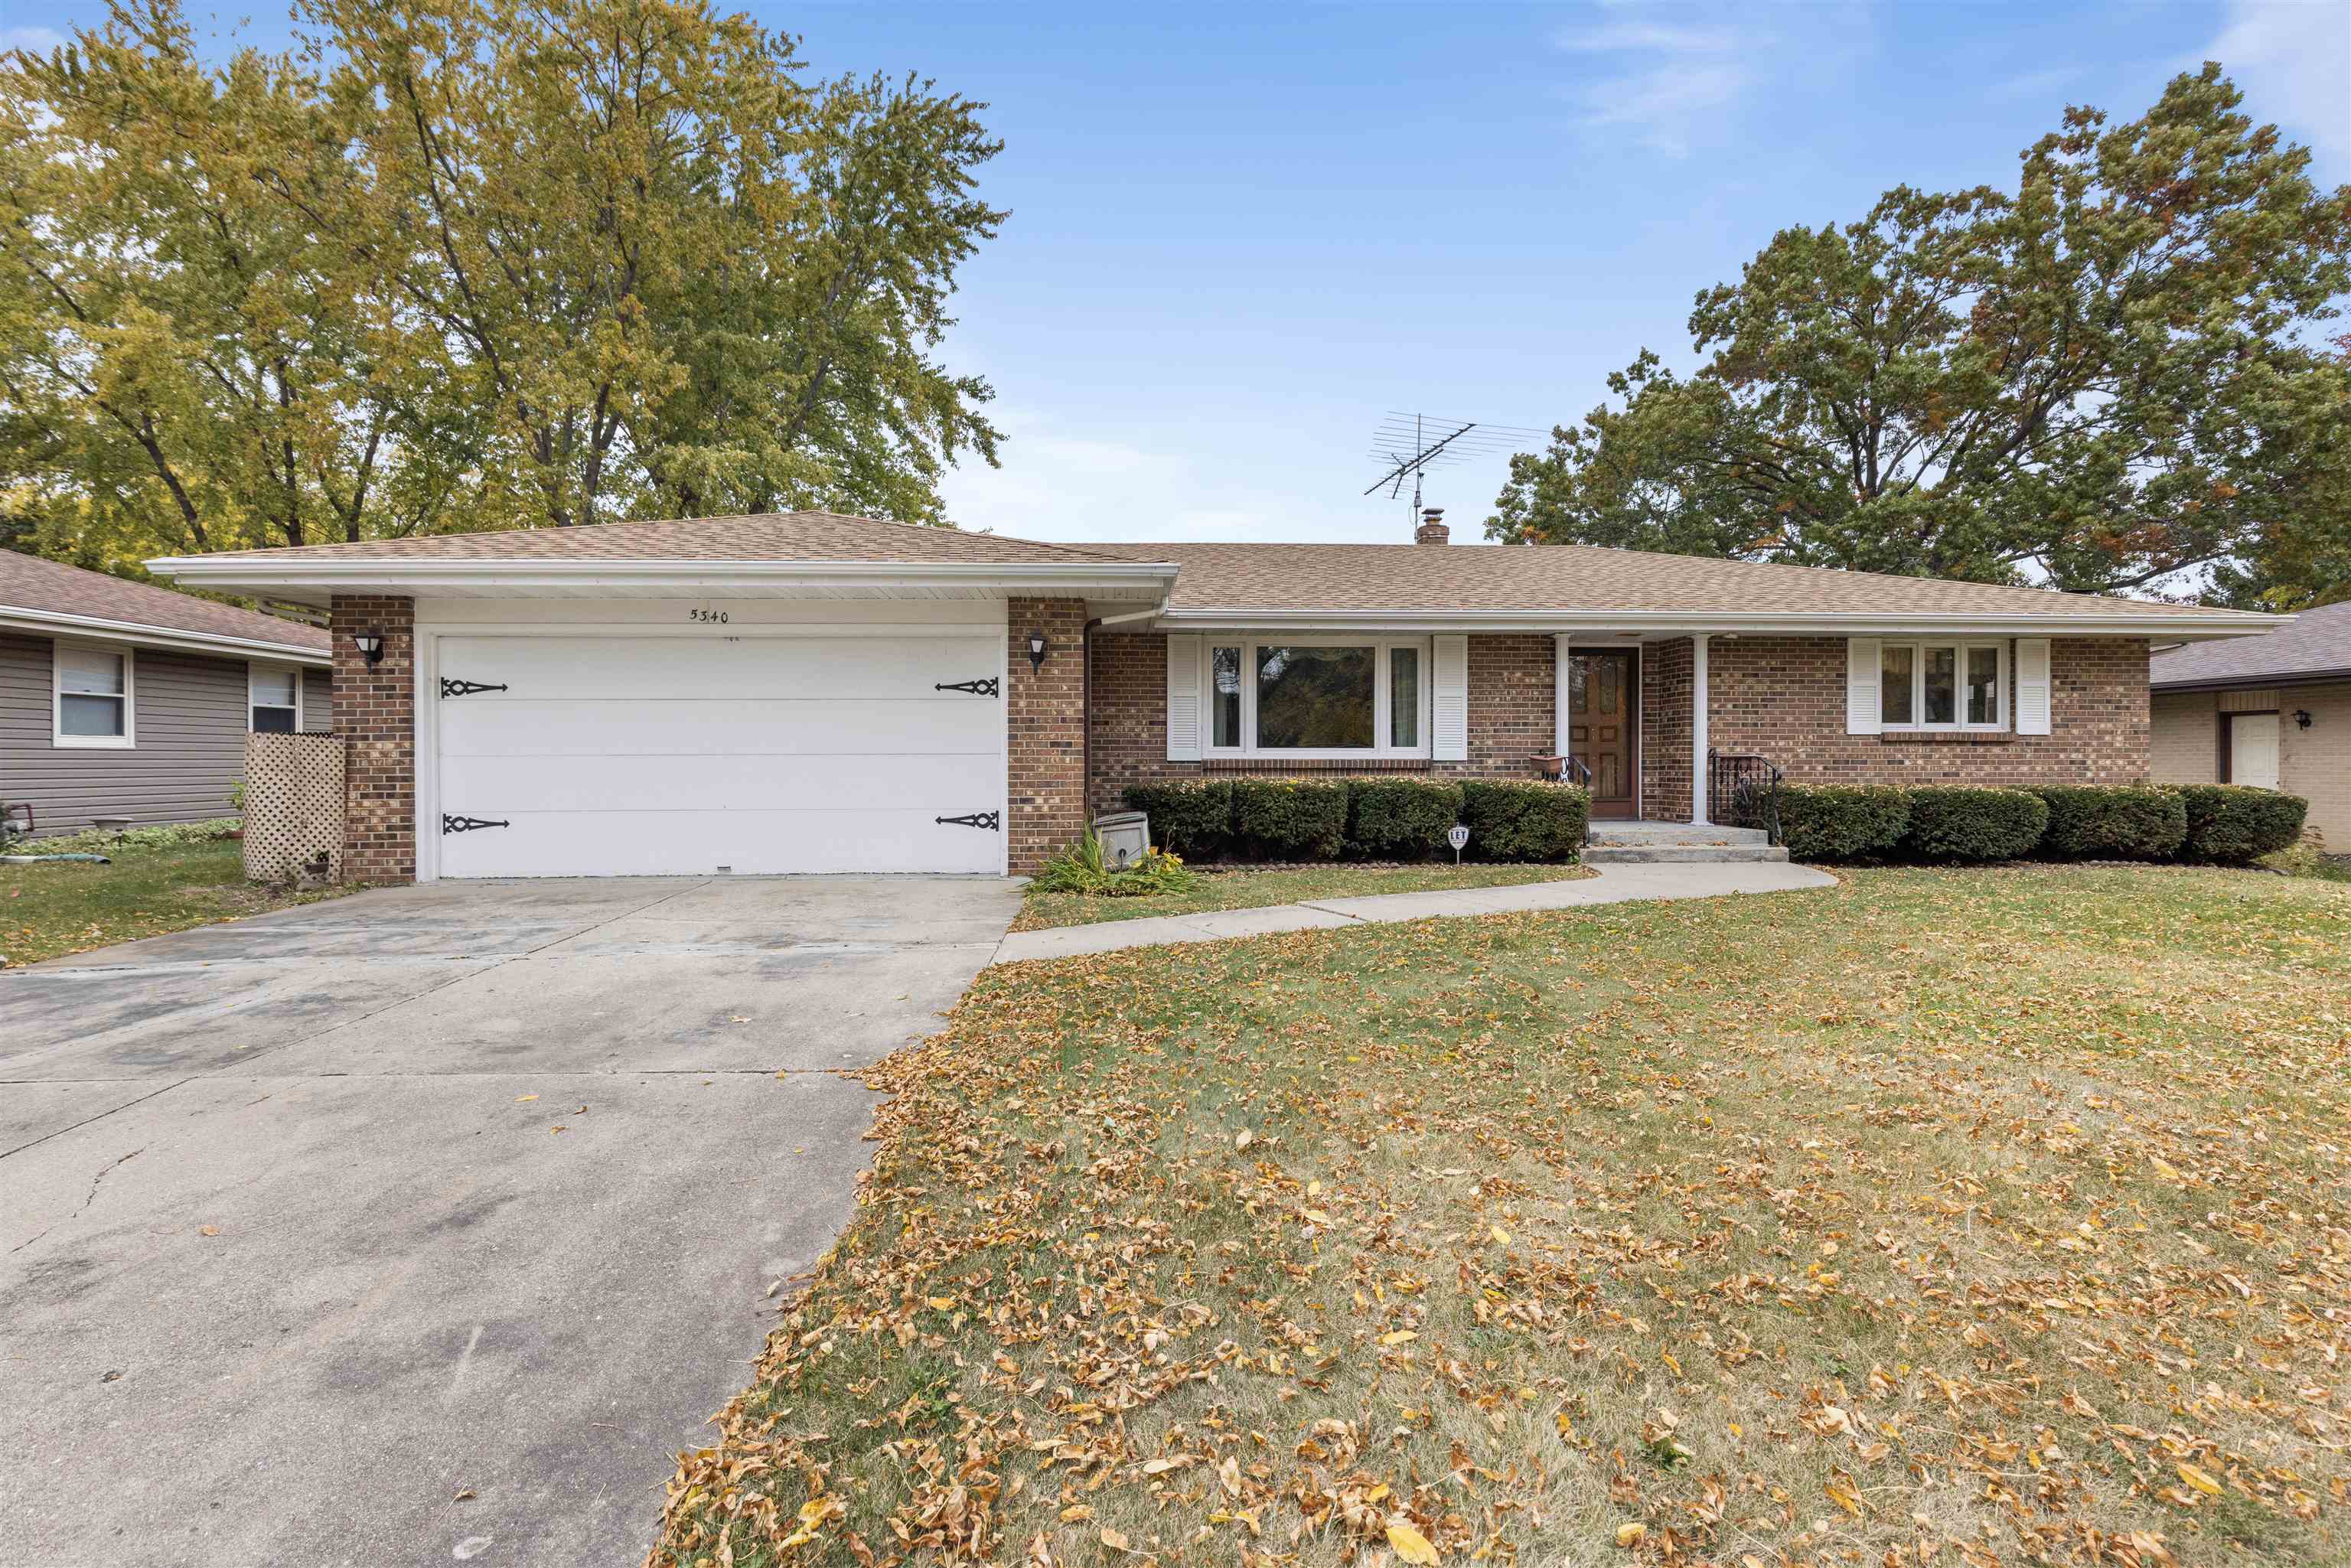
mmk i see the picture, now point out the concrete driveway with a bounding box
[0,875,1019,1568]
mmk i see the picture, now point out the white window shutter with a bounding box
[2015,638,2052,735]
[1553,634,1573,754]
[1845,638,1882,735]
[1433,634,1469,761]
[1165,634,1202,760]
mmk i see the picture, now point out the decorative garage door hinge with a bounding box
[934,677,999,697]
[442,814,511,835]
[936,811,1001,832]
[440,678,509,699]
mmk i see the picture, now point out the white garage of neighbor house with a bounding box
[152,513,1176,881]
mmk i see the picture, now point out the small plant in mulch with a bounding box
[1029,830,1199,898]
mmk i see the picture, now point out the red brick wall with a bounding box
[1007,598,1088,874]
[1642,638,1694,822]
[330,594,416,885]
[1707,637,2152,787]
[1443,634,1554,780]
[1087,632,1556,810]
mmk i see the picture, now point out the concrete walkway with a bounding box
[2,875,1020,1568]
[993,859,1836,961]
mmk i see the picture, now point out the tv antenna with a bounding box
[1363,412,1550,536]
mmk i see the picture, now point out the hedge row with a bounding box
[1122,777,1590,864]
[1777,782,2304,865]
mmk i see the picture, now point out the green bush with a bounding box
[2028,785,2188,861]
[1231,777,1350,860]
[1899,787,2048,862]
[1347,777,1463,859]
[2170,784,2309,865]
[1122,780,1232,859]
[1775,785,1911,862]
[1459,780,1590,862]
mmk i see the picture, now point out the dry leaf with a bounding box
[2177,1462,2222,1495]
[1387,1521,1439,1563]
[1616,1522,1646,1547]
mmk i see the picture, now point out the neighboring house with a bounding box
[2149,599,2350,850]
[2,552,331,836]
[148,507,2281,883]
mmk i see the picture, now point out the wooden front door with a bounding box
[1568,649,1639,818]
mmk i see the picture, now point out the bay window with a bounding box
[1880,641,2006,732]
[1202,637,1430,757]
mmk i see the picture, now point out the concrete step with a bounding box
[1587,822,1770,847]
[1581,843,1790,865]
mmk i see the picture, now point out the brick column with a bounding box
[1006,597,1088,875]
[331,594,417,885]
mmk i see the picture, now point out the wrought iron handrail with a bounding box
[1707,749,1784,844]
[1530,754,1593,786]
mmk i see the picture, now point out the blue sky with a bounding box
[8,2,2347,545]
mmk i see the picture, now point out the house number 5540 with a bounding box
[690,608,729,624]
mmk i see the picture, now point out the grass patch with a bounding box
[653,864,2351,1568]
[1012,862,1595,931]
[2,839,351,965]
[2261,843,2351,884]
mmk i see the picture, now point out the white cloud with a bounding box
[1550,3,1871,158]
[2207,0,2351,169]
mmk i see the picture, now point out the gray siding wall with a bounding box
[2,632,327,836]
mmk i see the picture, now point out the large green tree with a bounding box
[1491,67,2351,605]
[0,0,1003,572]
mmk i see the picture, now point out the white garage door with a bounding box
[432,634,1006,877]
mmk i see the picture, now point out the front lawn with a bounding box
[1012,862,1596,931]
[2,839,350,965]
[652,865,2350,1568]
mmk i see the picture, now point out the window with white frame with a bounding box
[249,663,302,733]
[1880,641,2005,730]
[54,644,134,747]
[1202,638,1430,756]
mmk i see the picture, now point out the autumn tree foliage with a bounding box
[0,0,1005,569]
[1491,68,2351,607]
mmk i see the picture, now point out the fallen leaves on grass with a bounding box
[647,866,2351,1568]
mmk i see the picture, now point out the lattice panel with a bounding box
[243,733,346,884]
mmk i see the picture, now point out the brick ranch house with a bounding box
[149,509,2283,882]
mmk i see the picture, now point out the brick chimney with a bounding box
[1415,506,1449,545]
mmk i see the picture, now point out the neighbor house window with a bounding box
[1881,641,2004,731]
[1203,638,1430,758]
[54,643,134,747]
[249,663,301,733]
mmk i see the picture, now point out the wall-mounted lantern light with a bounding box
[352,631,386,667]
[2294,709,2314,729]
[1027,631,1049,672]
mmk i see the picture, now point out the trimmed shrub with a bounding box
[1899,787,2048,862]
[1775,785,1910,863]
[1231,777,1350,860]
[2028,785,2188,861]
[1123,780,1232,859]
[2170,784,2309,865]
[1459,780,1590,862]
[1347,777,1464,859]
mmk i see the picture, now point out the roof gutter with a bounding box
[0,605,330,665]
[2151,665,2351,694]
[1155,607,2289,639]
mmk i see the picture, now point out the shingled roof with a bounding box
[2,550,328,655]
[187,510,1137,566]
[2150,600,2351,688]
[1087,540,2274,624]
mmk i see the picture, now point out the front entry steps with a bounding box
[1582,821,1789,865]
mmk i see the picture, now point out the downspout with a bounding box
[1082,598,1170,823]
